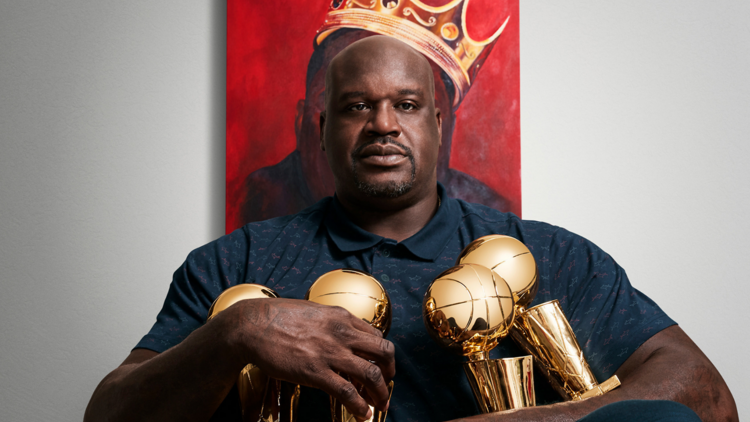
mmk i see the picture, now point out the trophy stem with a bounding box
[511,300,620,401]
[237,364,300,422]
[467,351,489,362]
[463,356,535,413]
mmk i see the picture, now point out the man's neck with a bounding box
[336,187,440,243]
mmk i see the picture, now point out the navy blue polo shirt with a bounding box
[136,184,675,421]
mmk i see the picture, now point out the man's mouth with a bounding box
[355,141,411,167]
[360,154,408,166]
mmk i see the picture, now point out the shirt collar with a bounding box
[324,183,460,261]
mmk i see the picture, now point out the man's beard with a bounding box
[351,137,416,198]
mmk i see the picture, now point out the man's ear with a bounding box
[294,99,305,140]
[435,108,442,147]
[319,111,326,151]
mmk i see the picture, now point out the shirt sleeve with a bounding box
[527,222,676,381]
[134,228,252,353]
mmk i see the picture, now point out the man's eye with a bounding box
[398,102,417,111]
[349,104,369,111]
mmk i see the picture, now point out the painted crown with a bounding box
[316,0,510,106]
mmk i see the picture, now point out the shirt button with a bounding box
[380,274,390,282]
[382,249,391,257]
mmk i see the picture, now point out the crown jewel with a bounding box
[316,0,510,106]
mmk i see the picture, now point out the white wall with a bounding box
[0,2,225,420]
[0,1,746,421]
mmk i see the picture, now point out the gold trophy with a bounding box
[422,264,535,412]
[305,269,394,422]
[207,284,301,422]
[457,235,621,401]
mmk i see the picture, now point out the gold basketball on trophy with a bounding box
[305,268,391,335]
[457,235,538,310]
[207,284,279,320]
[423,263,515,358]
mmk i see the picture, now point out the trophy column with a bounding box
[463,354,535,413]
[511,301,620,400]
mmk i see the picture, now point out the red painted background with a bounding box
[226,0,520,233]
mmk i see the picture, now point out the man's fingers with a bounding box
[327,309,395,382]
[347,313,384,338]
[348,336,396,382]
[320,371,372,421]
[333,356,390,412]
[320,310,393,413]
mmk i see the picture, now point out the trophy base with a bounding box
[576,376,621,400]
[463,356,535,413]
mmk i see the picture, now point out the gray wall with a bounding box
[0,1,747,420]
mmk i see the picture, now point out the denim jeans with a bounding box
[578,400,701,422]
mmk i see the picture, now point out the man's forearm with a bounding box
[84,314,246,422]
[451,326,738,422]
[85,298,398,421]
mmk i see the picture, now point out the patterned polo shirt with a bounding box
[136,183,675,421]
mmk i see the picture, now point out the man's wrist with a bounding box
[216,297,274,369]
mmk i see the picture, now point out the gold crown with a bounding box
[316,0,510,107]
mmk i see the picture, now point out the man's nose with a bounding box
[365,104,401,138]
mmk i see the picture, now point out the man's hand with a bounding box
[221,298,396,419]
[84,297,395,422]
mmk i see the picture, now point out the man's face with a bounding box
[297,31,455,200]
[320,37,442,201]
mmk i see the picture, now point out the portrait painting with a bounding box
[226,0,521,233]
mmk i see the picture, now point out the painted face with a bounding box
[320,36,442,201]
[296,31,455,201]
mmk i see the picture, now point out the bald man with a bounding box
[85,37,736,422]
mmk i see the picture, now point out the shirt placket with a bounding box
[370,240,401,325]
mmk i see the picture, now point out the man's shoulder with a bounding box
[240,197,332,240]
[450,197,584,253]
[453,197,557,232]
[190,197,332,264]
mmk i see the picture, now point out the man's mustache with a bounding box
[351,137,413,159]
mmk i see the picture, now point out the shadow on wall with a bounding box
[210,0,227,237]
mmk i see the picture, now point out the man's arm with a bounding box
[84,298,395,422]
[452,326,737,422]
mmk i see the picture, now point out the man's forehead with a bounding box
[326,37,434,99]
[330,71,428,97]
